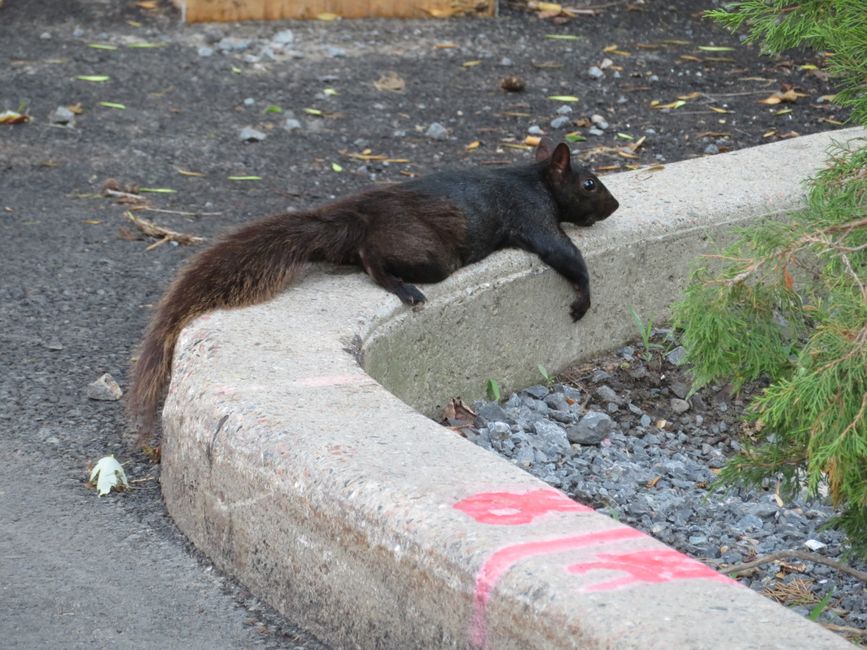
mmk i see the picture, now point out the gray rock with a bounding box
[566,411,614,445]
[239,127,267,142]
[243,97,256,106]
[588,127,605,137]
[590,114,609,130]
[704,143,720,155]
[544,392,570,412]
[595,385,620,404]
[475,402,508,425]
[425,122,448,140]
[523,384,549,400]
[197,46,214,58]
[639,414,652,428]
[549,116,572,129]
[283,118,302,131]
[86,373,122,401]
[556,105,573,116]
[530,420,570,454]
[590,370,610,383]
[670,398,690,414]
[488,421,511,441]
[217,37,251,52]
[49,106,75,125]
[527,125,544,136]
[326,46,347,58]
[498,57,514,67]
[588,66,604,79]
[272,29,295,46]
[669,381,689,399]
[666,345,687,366]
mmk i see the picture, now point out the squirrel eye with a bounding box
[582,178,596,191]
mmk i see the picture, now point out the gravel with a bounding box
[459,343,867,637]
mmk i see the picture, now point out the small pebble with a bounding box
[87,373,123,401]
[425,122,448,140]
[239,127,267,142]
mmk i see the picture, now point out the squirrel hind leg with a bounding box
[358,247,427,305]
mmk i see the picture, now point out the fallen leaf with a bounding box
[524,135,542,146]
[465,140,481,151]
[651,99,686,110]
[500,75,525,92]
[677,91,703,101]
[68,103,84,114]
[545,34,578,41]
[331,162,343,172]
[603,44,630,56]
[98,101,126,110]
[303,107,323,116]
[783,266,794,290]
[88,43,118,50]
[82,219,102,224]
[0,110,30,124]
[127,42,165,48]
[709,106,731,114]
[135,0,157,9]
[373,71,405,93]
[536,2,563,13]
[547,95,579,102]
[176,168,204,177]
[462,60,482,68]
[323,87,338,96]
[758,88,805,105]
[646,475,661,488]
[89,455,130,496]
[434,42,457,49]
[77,75,110,82]
[138,187,176,193]
[564,132,585,143]
[679,54,703,62]
[228,175,262,181]
[697,45,735,52]
[615,132,634,140]
[316,12,340,20]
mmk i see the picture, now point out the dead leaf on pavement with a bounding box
[373,71,405,93]
[759,88,807,105]
[0,110,30,124]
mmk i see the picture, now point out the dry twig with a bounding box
[723,550,867,582]
[124,211,205,250]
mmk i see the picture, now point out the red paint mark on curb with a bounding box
[454,489,592,525]
[569,548,737,592]
[470,527,643,648]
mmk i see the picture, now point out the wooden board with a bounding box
[172,0,497,22]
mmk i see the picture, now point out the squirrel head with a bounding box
[535,138,619,226]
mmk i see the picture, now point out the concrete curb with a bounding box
[162,128,864,649]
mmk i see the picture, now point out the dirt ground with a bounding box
[0,0,851,647]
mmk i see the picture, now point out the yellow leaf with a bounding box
[82,219,102,224]
[677,92,702,101]
[462,60,482,68]
[603,44,631,56]
[68,103,84,114]
[697,45,735,52]
[316,12,340,20]
[77,75,110,82]
[545,34,578,41]
[709,106,731,114]
[136,0,157,8]
[536,2,562,12]
[799,64,818,71]
[176,168,204,177]
[524,135,541,146]
[465,140,481,151]
[434,42,457,49]
[547,95,579,102]
[651,100,686,110]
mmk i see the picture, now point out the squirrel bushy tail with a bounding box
[127,207,366,441]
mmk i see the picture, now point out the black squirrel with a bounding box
[127,138,619,441]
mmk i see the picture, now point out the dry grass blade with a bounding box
[761,577,817,605]
[124,211,205,250]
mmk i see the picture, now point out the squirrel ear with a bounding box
[549,143,572,173]
[535,136,556,162]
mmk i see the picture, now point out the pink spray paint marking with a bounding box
[469,527,644,648]
[454,488,592,525]
[569,548,737,592]
[455,489,734,648]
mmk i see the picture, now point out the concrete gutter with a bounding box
[161,127,864,649]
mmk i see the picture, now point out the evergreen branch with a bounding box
[722,549,867,582]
